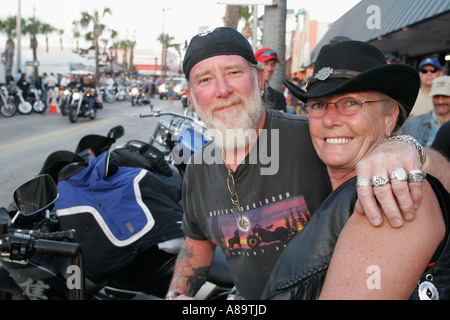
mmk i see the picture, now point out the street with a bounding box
[0,97,186,208]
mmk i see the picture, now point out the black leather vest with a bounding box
[261,176,450,300]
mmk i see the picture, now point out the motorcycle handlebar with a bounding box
[139,111,205,128]
[1,231,81,261]
[34,239,81,258]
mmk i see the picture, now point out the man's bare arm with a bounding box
[355,139,450,227]
[167,237,215,299]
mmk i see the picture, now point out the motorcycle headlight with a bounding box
[73,92,81,100]
[64,89,71,96]
[131,88,139,95]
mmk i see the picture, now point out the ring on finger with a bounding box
[372,174,390,187]
[390,168,408,182]
[356,178,372,188]
[408,169,427,183]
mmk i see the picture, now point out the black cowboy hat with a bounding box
[284,41,420,128]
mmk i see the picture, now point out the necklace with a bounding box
[222,149,251,232]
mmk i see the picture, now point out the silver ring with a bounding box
[372,174,390,187]
[356,178,372,188]
[390,168,408,182]
[408,169,427,183]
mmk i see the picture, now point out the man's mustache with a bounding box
[212,97,244,113]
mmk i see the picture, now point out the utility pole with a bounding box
[16,0,22,74]
[262,0,286,92]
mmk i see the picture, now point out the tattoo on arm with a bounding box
[170,242,211,296]
[187,266,211,296]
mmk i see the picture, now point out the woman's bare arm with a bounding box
[319,180,445,300]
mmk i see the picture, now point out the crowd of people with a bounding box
[164,27,450,301]
[3,69,176,107]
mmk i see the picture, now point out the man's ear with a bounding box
[186,88,196,111]
[257,69,265,91]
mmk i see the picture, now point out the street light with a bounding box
[109,46,114,74]
[162,8,171,77]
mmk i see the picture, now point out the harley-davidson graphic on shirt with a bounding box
[207,194,310,255]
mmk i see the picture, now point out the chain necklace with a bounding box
[222,149,251,232]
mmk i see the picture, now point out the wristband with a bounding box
[165,290,182,300]
[379,135,426,166]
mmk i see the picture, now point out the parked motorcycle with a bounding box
[0,174,85,300]
[0,86,17,117]
[140,108,211,175]
[0,127,232,300]
[68,88,102,123]
[115,84,127,101]
[100,85,116,104]
[8,84,32,115]
[27,86,47,113]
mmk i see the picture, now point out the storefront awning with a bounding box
[311,0,450,63]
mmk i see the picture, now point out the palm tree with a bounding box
[118,39,129,70]
[58,29,64,51]
[78,7,112,84]
[22,15,42,77]
[40,23,56,52]
[72,21,81,51]
[240,6,253,39]
[0,16,21,73]
[157,33,175,77]
[224,5,240,29]
[127,39,136,74]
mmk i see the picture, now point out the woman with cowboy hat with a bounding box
[262,41,450,300]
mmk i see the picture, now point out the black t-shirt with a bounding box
[182,109,331,299]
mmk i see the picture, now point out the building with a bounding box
[310,0,450,72]
[287,0,450,83]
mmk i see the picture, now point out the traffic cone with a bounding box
[49,96,58,114]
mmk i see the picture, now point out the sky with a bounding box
[0,0,361,51]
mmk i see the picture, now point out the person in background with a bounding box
[411,58,443,116]
[286,77,306,115]
[402,76,450,147]
[255,47,288,113]
[431,120,450,161]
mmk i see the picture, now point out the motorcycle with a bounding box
[27,86,47,113]
[100,85,116,104]
[115,84,127,101]
[59,88,73,116]
[140,108,211,176]
[68,88,102,123]
[0,174,85,300]
[8,84,33,115]
[0,127,233,300]
[129,86,151,107]
[246,224,290,249]
[181,88,191,109]
[0,86,17,117]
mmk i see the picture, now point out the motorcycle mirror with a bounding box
[13,174,59,216]
[107,125,125,140]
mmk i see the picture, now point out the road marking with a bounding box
[0,118,119,153]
